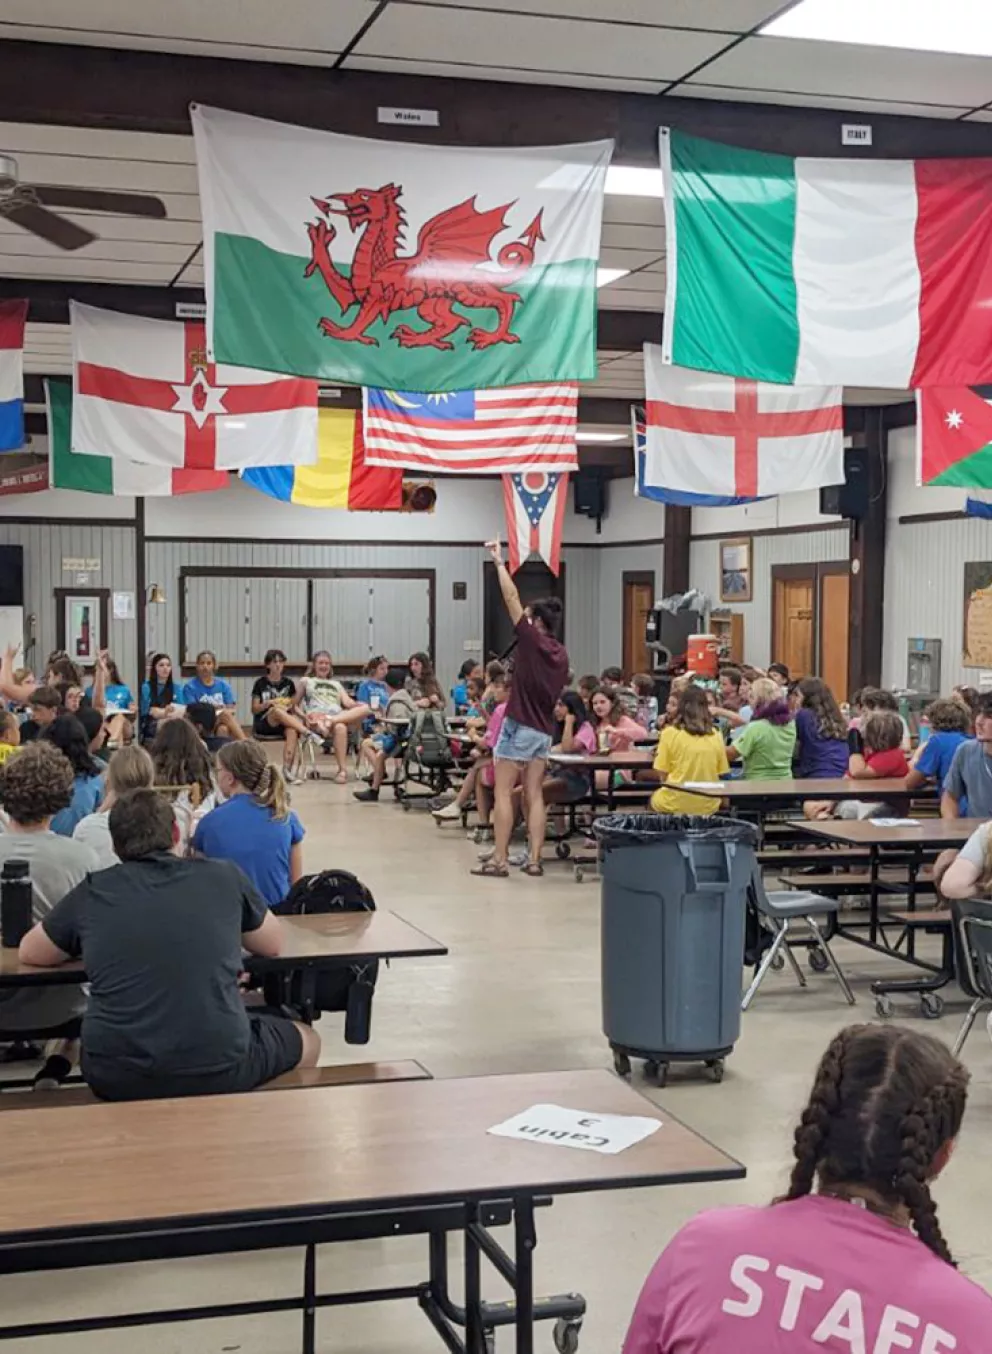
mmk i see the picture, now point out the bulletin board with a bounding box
[963,561,992,667]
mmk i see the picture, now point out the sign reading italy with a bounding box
[192,105,612,393]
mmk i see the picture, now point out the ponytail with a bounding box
[218,739,290,821]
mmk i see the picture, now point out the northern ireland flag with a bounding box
[0,300,27,452]
[643,347,844,499]
[70,303,319,471]
[917,386,992,498]
[502,470,567,576]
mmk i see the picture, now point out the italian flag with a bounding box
[661,129,992,389]
[192,104,611,393]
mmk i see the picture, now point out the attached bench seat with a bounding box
[0,1059,432,1109]
[778,868,936,891]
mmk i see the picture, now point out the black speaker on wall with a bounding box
[819,447,869,520]
[573,468,609,521]
[0,545,23,607]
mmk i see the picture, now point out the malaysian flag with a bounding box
[503,471,568,576]
[362,385,578,474]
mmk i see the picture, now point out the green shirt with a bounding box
[736,718,796,780]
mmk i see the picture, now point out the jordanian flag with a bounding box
[918,387,992,503]
[661,129,992,389]
[192,105,611,393]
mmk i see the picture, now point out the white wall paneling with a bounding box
[597,544,664,673]
[689,528,851,670]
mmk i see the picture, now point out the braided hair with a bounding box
[781,1023,969,1265]
[217,738,289,821]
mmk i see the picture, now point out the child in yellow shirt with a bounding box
[651,685,729,815]
[0,710,21,766]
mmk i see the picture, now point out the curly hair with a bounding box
[780,1024,969,1265]
[217,739,289,820]
[1,741,74,824]
[924,697,971,734]
[151,717,214,804]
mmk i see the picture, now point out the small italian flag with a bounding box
[661,129,992,389]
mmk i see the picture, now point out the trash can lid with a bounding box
[592,813,758,847]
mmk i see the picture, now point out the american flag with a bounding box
[503,470,568,576]
[362,384,579,474]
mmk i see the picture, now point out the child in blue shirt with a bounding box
[193,739,304,908]
[450,659,481,715]
[182,650,245,743]
[140,652,185,743]
[355,655,391,734]
[86,652,135,746]
[906,697,973,811]
[43,714,105,836]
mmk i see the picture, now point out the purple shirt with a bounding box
[506,617,568,737]
[795,707,849,778]
[624,1195,991,1354]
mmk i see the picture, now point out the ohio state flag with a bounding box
[502,470,568,576]
[70,302,319,471]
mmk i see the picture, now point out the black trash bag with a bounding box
[592,813,758,849]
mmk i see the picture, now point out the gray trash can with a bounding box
[593,813,758,1086]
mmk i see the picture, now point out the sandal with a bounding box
[334,771,348,784]
[471,860,510,878]
[522,862,544,877]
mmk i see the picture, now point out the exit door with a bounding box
[771,562,850,698]
[622,571,655,678]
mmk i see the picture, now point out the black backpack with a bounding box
[275,869,379,1043]
[406,710,454,770]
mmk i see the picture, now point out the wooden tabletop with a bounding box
[798,818,986,847]
[0,911,447,986]
[0,1069,742,1239]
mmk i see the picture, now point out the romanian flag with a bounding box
[241,408,402,509]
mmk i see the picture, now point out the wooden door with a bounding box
[819,568,851,703]
[772,576,815,679]
[622,572,655,677]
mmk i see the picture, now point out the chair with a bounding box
[742,864,856,1011]
[950,898,992,1056]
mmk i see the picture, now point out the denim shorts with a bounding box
[493,716,552,763]
[371,731,399,756]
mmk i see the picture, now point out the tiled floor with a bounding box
[2,776,990,1352]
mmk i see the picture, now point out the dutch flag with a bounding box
[0,300,27,453]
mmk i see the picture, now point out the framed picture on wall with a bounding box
[55,589,109,667]
[720,538,752,603]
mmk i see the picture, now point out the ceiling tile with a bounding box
[396,1,782,31]
[0,0,378,62]
[691,34,992,108]
[602,222,667,251]
[678,82,972,119]
[353,5,729,83]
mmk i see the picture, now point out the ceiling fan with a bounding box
[0,153,167,251]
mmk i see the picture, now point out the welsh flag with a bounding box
[70,303,319,471]
[192,104,611,393]
[917,386,992,495]
[661,129,992,388]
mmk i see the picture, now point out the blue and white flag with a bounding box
[965,489,992,519]
[0,300,27,452]
[632,407,760,508]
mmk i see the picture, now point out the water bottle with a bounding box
[1,859,33,949]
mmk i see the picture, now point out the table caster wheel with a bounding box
[875,994,894,1019]
[555,841,571,860]
[644,1059,668,1087]
[920,992,944,1020]
[554,1317,582,1354]
[770,952,785,971]
[708,1059,725,1083]
[613,1050,631,1079]
[402,799,411,811]
[574,869,584,883]
[808,949,829,973]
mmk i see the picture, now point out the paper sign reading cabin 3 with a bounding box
[487,1103,661,1156]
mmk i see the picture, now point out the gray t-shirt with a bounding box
[958,823,990,869]
[0,831,99,1032]
[945,741,992,818]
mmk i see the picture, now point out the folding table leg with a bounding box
[463,1203,484,1354]
[514,1195,536,1354]
[301,1243,316,1354]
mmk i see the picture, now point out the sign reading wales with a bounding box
[192,105,613,394]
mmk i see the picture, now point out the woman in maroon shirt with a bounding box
[472,539,568,879]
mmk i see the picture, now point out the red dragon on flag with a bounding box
[304,185,544,351]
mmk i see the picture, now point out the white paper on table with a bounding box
[871,819,921,828]
[682,781,726,791]
[487,1103,662,1155]
[551,753,586,763]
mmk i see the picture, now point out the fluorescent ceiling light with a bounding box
[763,0,992,59]
[576,431,628,443]
[605,165,665,198]
[597,267,630,288]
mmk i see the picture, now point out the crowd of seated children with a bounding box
[21,788,320,1102]
[43,714,104,836]
[631,673,658,731]
[819,709,911,822]
[851,685,912,752]
[432,670,511,825]
[297,650,370,784]
[140,652,185,743]
[183,650,245,742]
[623,1022,990,1353]
[353,667,418,803]
[250,647,317,781]
[406,651,445,709]
[650,685,729,817]
[73,744,155,869]
[727,676,796,780]
[599,666,638,718]
[150,716,216,850]
[193,740,304,909]
[0,743,99,1087]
